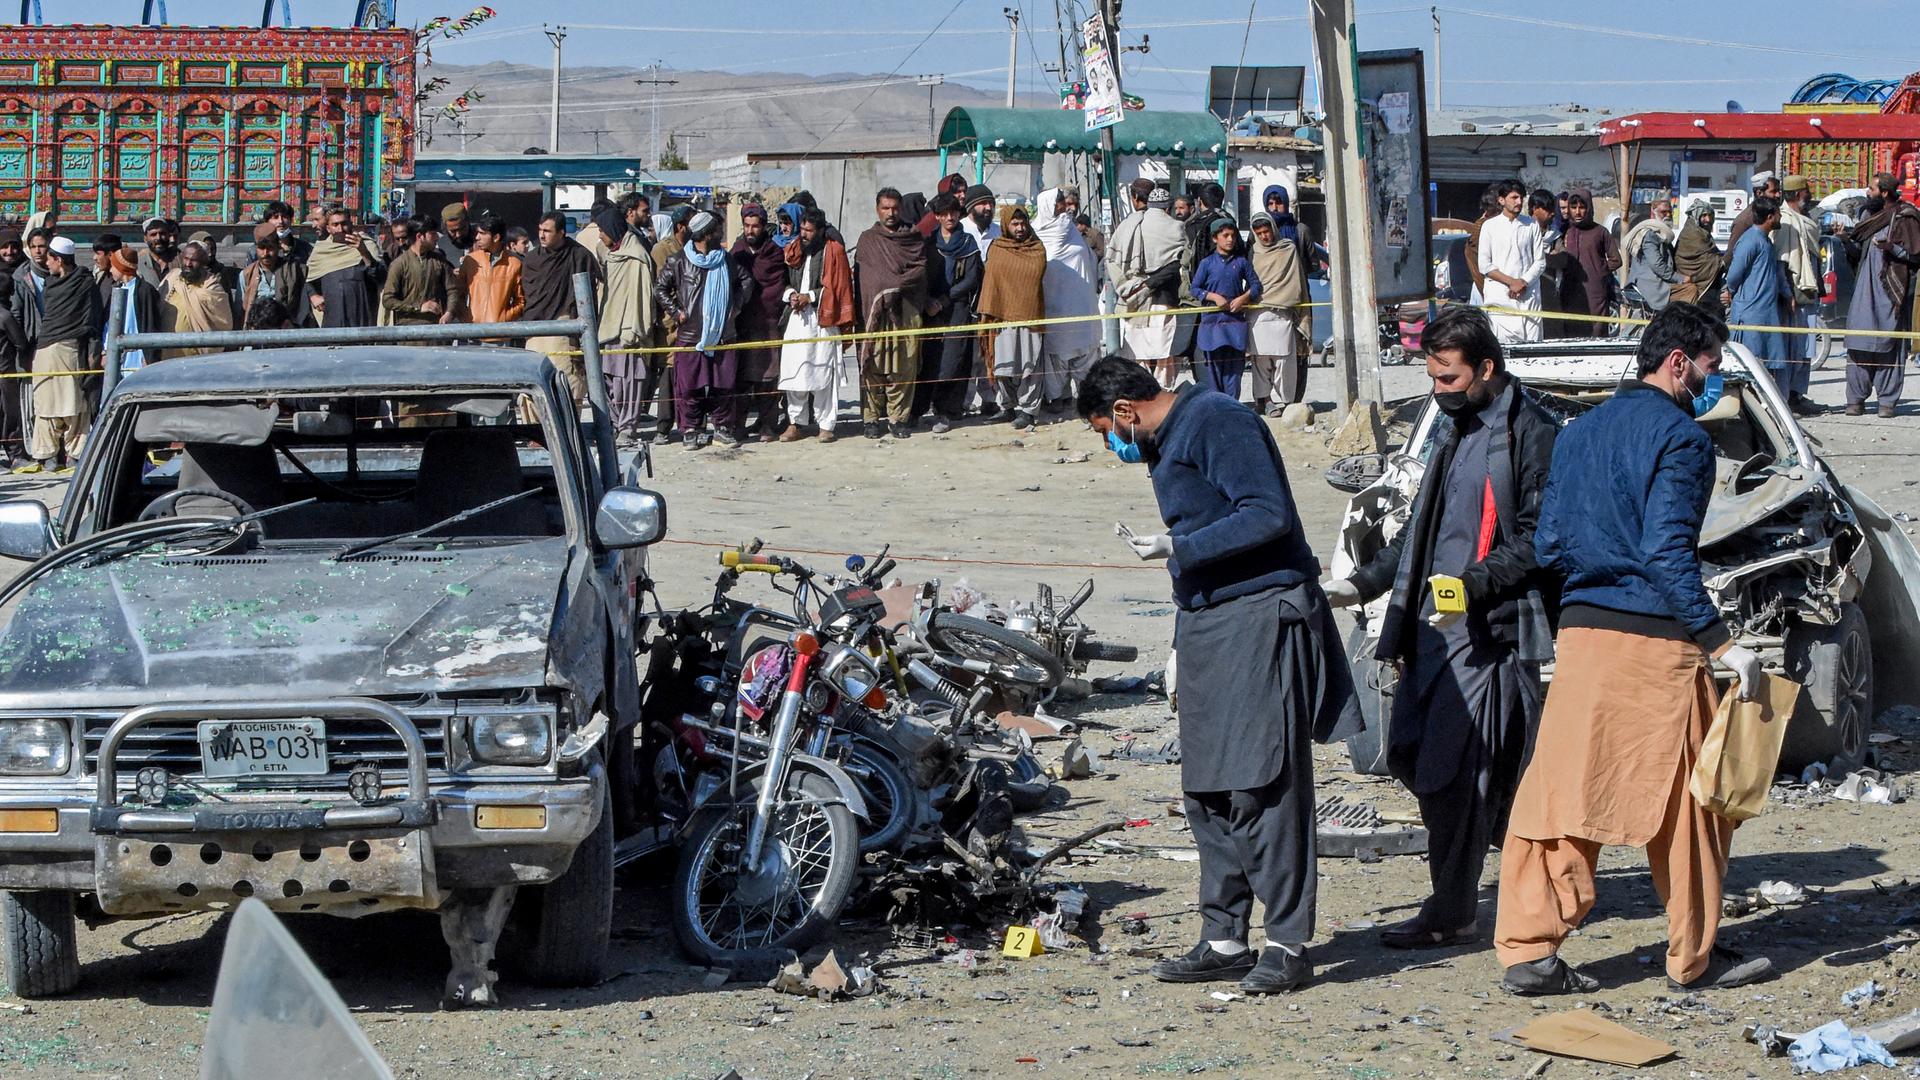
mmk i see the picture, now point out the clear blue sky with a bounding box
[76,0,1920,113]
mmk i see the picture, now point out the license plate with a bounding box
[197,720,329,778]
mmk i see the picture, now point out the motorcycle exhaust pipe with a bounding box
[906,658,969,710]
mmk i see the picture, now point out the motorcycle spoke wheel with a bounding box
[688,799,841,953]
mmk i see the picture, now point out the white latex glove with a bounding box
[1719,644,1762,701]
[1322,578,1362,608]
[1426,609,1465,629]
[1127,534,1174,561]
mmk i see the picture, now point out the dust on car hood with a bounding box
[0,537,568,707]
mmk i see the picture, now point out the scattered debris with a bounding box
[767,949,878,1001]
[1209,991,1242,1003]
[1788,1021,1897,1073]
[1742,1022,1797,1057]
[1316,795,1429,858]
[996,711,1076,739]
[1111,737,1180,765]
[1842,980,1887,1008]
[1091,674,1148,694]
[1050,738,1099,780]
[1858,1009,1920,1054]
[1502,1010,1676,1068]
[1834,770,1902,804]
[1758,880,1809,906]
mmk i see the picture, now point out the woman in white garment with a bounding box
[1033,187,1101,409]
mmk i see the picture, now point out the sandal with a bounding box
[1379,918,1477,950]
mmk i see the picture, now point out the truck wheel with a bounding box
[2,890,79,998]
[1342,625,1392,776]
[513,784,614,987]
[1781,603,1873,775]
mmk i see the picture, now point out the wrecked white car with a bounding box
[1328,339,1920,778]
[0,331,666,1003]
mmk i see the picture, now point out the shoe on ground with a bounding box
[1011,412,1035,431]
[1239,946,1311,994]
[778,426,807,443]
[977,403,1003,420]
[1149,942,1257,984]
[713,430,743,449]
[1379,918,1477,950]
[1501,955,1599,996]
[863,421,886,440]
[931,418,952,434]
[11,461,42,475]
[1845,402,1866,416]
[889,422,912,440]
[818,429,837,443]
[1879,403,1897,418]
[1789,395,1823,417]
[1667,948,1774,992]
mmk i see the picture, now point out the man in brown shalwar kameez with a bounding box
[1495,302,1774,996]
[852,188,941,440]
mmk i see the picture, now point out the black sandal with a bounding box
[1379,919,1477,950]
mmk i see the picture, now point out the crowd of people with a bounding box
[1458,169,1920,419]
[1085,298,1776,997]
[0,177,1324,467]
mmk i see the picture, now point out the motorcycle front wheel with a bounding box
[925,612,1065,689]
[670,770,859,966]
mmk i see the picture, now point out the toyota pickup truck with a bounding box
[0,290,666,1004]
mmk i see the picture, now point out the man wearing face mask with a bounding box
[1494,301,1773,996]
[1321,307,1558,950]
[1078,356,1359,995]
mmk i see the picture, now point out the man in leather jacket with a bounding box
[1324,306,1558,950]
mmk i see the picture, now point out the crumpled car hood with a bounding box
[0,538,569,707]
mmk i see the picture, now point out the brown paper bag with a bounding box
[1689,672,1801,822]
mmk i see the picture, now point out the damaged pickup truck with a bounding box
[1329,340,1920,777]
[0,280,667,1003]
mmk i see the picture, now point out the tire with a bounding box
[840,739,916,855]
[2,890,79,998]
[1071,638,1139,664]
[512,783,614,987]
[671,770,858,966]
[1810,314,1839,371]
[1342,624,1392,776]
[926,612,1065,689]
[1781,603,1874,775]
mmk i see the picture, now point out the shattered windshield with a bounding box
[77,392,571,545]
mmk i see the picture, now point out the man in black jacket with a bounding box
[913,192,982,432]
[1323,306,1559,948]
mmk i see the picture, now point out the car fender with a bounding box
[1842,485,1920,712]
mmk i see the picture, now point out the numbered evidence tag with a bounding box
[1002,924,1045,958]
[1427,574,1467,615]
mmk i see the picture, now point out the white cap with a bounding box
[688,211,718,237]
[48,236,74,257]
[1751,170,1776,186]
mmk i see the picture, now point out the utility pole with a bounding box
[1002,7,1019,107]
[1431,7,1442,114]
[673,130,707,168]
[917,73,945,146]
[1310,0,1383,413]
[1096,0,1121,230]
[581,127,612,154]
[543,24,566,154]
[635,62,679,174]
[453,112,485,152]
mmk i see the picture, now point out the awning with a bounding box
[937,107,1227,162]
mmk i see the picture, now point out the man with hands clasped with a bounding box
[1320,306,1559,951]
[1083,357,1358,995]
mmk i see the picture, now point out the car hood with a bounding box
[0,538,569,708]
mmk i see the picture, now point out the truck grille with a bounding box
[82,712,448,784]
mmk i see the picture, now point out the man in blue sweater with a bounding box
[1494,302,1773,995]
[1079,357,1357,995]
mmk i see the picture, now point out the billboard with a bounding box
[1355,49,1432,305]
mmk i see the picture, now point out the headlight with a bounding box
[467,713,552,766]
[0,719,71,775]
[821,646,886,707]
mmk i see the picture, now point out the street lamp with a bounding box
[917,74,945,145]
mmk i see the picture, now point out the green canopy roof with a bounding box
[937,107,1228,160]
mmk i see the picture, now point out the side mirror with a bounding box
[594,487,666,549]
[0,499,54,561]
[1324,453,1387,494]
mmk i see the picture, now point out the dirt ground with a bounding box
[6,358,1920,1079]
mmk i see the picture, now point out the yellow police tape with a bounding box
[557,301,1332,359]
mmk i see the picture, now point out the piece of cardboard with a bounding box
[1507,1010,1676,1068]
[996,711,1076,739]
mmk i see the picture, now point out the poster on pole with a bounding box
[1356,49,1432,305]
[1080,13,1124,132]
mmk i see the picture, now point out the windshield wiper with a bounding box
[78,497,321,569]
[333,489,542,562]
